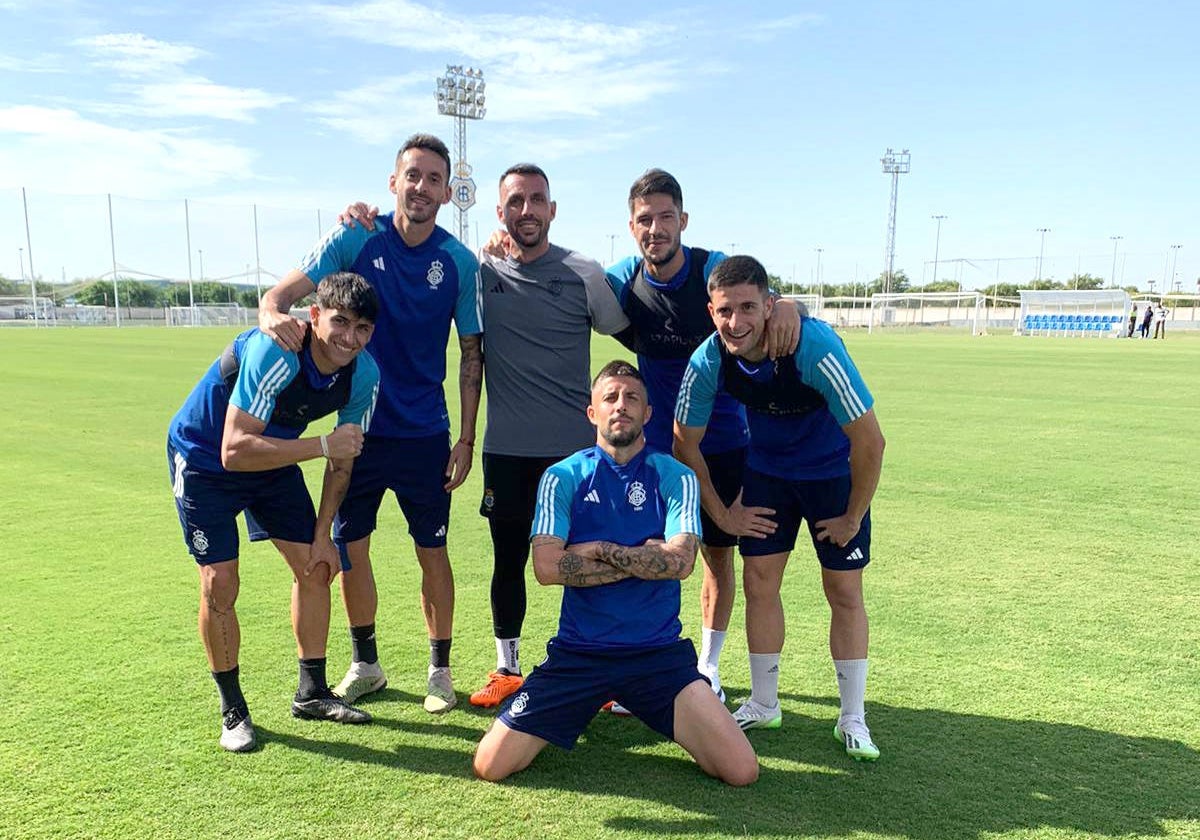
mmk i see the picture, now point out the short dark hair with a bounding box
[591,359,643,389]
[396,133,452,179]
[707,255,770,296]
[315,272,379,322]
[499,163,550,189]
[628,168,683,213]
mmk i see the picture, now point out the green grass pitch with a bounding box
[0,326,1196,840]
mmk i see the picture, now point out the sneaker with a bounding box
[732,699,782,730]
[834,717,880,761]
[220,708,256,752]
[469,670,524,708]
[602,700,633,717]
[332,660,387,704]
[424,666,457,714]
[291,690,372,724]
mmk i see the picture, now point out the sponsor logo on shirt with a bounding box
[372,256,386,272]
[427,259,445,289]
[584,489,600,504]
[627,481,647,510]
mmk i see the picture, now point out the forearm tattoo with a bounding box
[557,552,627,587]
[595,535,698,580]
[459,335,483,394]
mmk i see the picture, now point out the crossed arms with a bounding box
[531,533,700,588]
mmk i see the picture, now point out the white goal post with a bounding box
[1016,289,1130,338]
[166,303,250,327]
[868,291,986,335]
[0,296,56,324]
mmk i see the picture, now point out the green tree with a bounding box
[766,272,785,296]
[1066,273,1105,290]
[238,289,261,309]
[867,270,910,295]
[916,280,961,293]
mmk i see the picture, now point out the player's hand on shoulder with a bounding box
[764,297,801,358]
[721,491,777,539]
[481,228,513,259]
[259,310,308,353]
[338,202,379,230]
[326,424,364,460]
[813,514,859,548]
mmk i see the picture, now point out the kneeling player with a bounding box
[167,272,381,751]
[472,361,757,786]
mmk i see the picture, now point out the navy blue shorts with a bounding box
[699,447,746,549]
[166,441,315,565]
[333,433,452,563]
[738,468,871,570]
[496,639,707,750]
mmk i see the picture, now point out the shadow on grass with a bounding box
[260,695,1199,839]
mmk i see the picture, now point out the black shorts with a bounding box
[699,447,747,549]
[479,452,564,523]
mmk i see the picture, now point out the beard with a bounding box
[601,423,640,448]
[642,238,680,267]
[507,218,547,249]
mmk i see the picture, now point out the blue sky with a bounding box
[1,0,1196,293]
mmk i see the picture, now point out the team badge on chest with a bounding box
[427,259,445,289]
[627,480,647,510]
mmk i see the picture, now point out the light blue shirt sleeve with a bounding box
[653,455,702,539]
[229,332,300,423]
[604,256,640,307]
[530,463,578,541]
[702,250,727,277]
[674,335,722,429]
[797,320,874,425]
[298,221,377,284]
[337,350,381,433]
[449,245,483,336]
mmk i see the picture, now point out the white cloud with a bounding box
[0,53,67,73]
[0,106,258,196]
[738,12,825,42]
[74,32,205,76]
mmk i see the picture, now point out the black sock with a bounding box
[350,623,378,664]
[297,657,328,699]
[212,666,246,715]
[430,638,452,669]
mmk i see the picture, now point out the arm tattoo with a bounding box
[595,535,698,580]
[557,552,627,587]
[459,335,482,393]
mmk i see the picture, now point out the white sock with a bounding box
[748,652,781,709]
[495,637,520,674]
[698,627,726,680]
[834,658,868,721]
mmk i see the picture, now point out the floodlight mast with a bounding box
[436,65,486,245]
[880,149,910,296]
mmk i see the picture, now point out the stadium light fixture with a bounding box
[436,65,486,244]
[880,148,910,296]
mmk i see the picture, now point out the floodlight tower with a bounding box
[880,148,910,296]
[1169,244,1182,292]
[1109,235,1123,288]
[436,65,486,245]
[1036,228,1050,282]
[931,215,947,286]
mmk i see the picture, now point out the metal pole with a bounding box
[253,204,263,302]
[317,209,323,240]
[107,194,121,327]
[608,234,617,264]
[931,215,946,288]
[1036,227,1050,283]
[185,199,195,320]
[22,188,37,327]
[1109,236,1123,288]
[815,247,823,296]
[1169,245,1182,296]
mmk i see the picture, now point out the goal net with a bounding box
[1017,289,1130,337]
[0,296,56,324]
[167,304,250,327]
[868,292,985,335]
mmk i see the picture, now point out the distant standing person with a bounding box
[1140,304,1154,338]
[168,273,380,751]
[1127,305,1138,338]
[1153,302,1169,339]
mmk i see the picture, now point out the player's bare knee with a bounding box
[724,759,759,787]
[200,562,239,613]
[471,750,511,783]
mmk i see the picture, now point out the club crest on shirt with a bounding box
[627,481,647,510]
[191,529,210,554]
[427,259,445,289]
